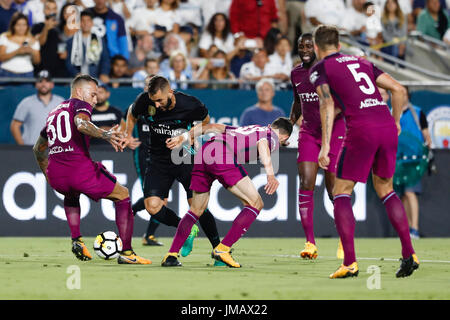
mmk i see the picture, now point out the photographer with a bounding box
[31,0,68,77]
[194,49,236,89]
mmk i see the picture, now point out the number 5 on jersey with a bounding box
[347,63,376,95]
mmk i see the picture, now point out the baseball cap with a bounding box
[37,70,52,81]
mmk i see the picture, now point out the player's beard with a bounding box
[161,97,173,111]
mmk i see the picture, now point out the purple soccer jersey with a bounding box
[309,52,398,182]
[190,125,280,192]
[213,125,280,164]
[41,98,117,200]
[41,98,93,164]
[291,63,321,136]
[309,52,393,129]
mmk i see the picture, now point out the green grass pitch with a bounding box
[0,237,449,300]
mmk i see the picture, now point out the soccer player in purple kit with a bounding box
[32,74,151,265]
[161,118,293,267]
[290,33,346,260]
[310,25,419,278]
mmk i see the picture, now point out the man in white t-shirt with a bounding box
[129,0,157,36]
[341,0,368,36]
[305,0,347,29]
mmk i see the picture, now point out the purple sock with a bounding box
[333,194,356,266]
[222,206,260,247]
[299,189,315,244]
[382,191,415,259]
[115,197,134,251]
[64,197,81,239]
[169,211,199,253]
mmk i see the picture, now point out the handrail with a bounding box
[340,34,450,81]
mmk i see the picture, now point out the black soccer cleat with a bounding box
[396,254,419,278]
[161,253,182,267]
[142,234,164,246]
[71,237,92,261]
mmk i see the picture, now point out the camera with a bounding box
[244,39,258,49]
[45,13,57,20]
[22,41,29,46]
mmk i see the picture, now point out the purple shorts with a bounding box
[190,141,248,193]
[47,160,117,201]
[297,118,345,174]
[336,123,398,183]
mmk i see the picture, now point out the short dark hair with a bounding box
[147,75,170,95]
[71,74,98,89]
[80,9,94,19]
[313,25,339,51]
[111,54,128,65]
[297,33,313,45]
[271,117,293,136]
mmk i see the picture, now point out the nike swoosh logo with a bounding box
[214,250,228,254]
[295,82,302,87]
[299,201,310,205]
[338,136,344,139]
[122,256,137,263]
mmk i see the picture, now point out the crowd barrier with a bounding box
[0,146,448,237]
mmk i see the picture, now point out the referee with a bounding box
[121,75,221,255]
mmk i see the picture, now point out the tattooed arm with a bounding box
[74,113,123,151]
[317,83,335,170]
[32,135,49,181]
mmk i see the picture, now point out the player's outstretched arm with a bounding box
[74,113,123,151]
[257,139,279,195]
[33,134,49,181]
[375,73,407,135]
[317,83,335,170]
[166,119,226,150]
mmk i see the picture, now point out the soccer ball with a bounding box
[93,231,123,260]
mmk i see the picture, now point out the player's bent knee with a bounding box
[144,197,164,215]
[249,196,264,211]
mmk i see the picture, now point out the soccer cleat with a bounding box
[300,241,318,259]
[329,262,359,279]
[396,254,419,278]
[117,250,152,265]
[161,252,182,267]
[211,243,241,268]
[180,224,199,257]
[337,239,344,260]
[142,234,164,246]
[71,237,92,261]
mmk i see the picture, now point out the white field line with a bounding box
[267,254,450,264]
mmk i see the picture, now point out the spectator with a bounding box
[128,0,158,37]
[240,48,287,88]
[305,0,347,29]
[285,0,310,48]
[228,34,253,78]
[198,12,235,58]
[128,32,160,75]
[0,0,17,34]
[108,0,140,52]
[10,70,64,145]
[229,0,279,41]
[364,1,383,47]
[162,49,191,89]
[267,35,292,83]
[109,54,130,87]
[397,89,432,239]
[0,12,40,83]
[132,57,160,88]
[341,0,369,37]
[179,24,197,58]
[58,3,79,44]
[31,0,67,77]
[194,49,236,89]
[276,0,288,35]
[158,31,187,74]
[381,0,407,59]
[21,0,46,26]
[90,82,126,145]
[239,78,285,126]
[66,9,110,82]
[154,0,181,34]
[417,0,450,40]
[178,0,202,30]
[87,0,129,60]
[413,0,447,29]
[199,0,232,29]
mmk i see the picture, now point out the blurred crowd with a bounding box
[0,0,448,88]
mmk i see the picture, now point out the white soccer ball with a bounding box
[93,231,123,260]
